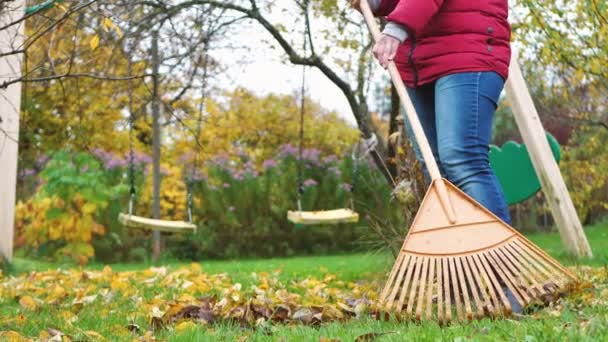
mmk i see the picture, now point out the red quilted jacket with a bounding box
[376,0,511,87]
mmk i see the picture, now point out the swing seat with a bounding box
[287,209,359,225]
[118,213,197,233]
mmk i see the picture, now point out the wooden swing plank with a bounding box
[287,209,359,225]
[118,213,197,233]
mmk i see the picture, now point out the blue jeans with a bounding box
[403,71,512,224]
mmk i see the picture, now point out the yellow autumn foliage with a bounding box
[14,194,106,265]
[139,164,198,221]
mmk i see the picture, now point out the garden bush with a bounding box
[14,151,124,264]
[167,144,403,259]
[15,146,404,263]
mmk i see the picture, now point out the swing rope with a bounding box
[186,44,209,223]
[120,42,199,232]
[127,49,136,216]
[290,2,358,224]
[296,27,307,213]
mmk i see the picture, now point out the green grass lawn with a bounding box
[11,223,608,278]
[2,224,607,341]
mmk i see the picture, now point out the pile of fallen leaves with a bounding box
[0,264,380,340]
[0,264,606,341]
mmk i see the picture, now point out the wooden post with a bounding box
[505,56,593,258]
[0,0,26,262]
[151,29,162,264]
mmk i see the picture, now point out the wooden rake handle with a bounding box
[359,1,457,223]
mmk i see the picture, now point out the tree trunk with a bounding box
[151,29,162,264]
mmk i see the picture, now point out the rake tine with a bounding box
[513,240,568,288]
[437,257,444,324]
[499,245,546,297]
[488,249,531,304]
[494,247,536,297]
[406,256,424,318]
[386,254,411,310]
[380,253,405,302]
[426,257,436,320]
[455,257,473,321]
[508,241,554,282]
[469,254,498,316]
[448,257,463,321]
[415,256,430,320]
[396,255,417,312]
[443,258,452,323]
[485,251,529,308]
[462,255,485,319]
[477,253,511,315]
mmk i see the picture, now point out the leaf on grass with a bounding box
[84,330,106,340]
[19,295,38,311]
[175,321,197,332]
[320,337,342,342]
[271,304,290,322]
[355,331,397,342]
[0,331,26,341]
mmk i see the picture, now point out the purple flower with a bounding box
[301,148,320,164]
[106,156,126,170]
[262,159,277,170]
[129,151,152,166]
[278,144,298,158]
[228,206,235,212]
[93,148,128,170]
[179,152,195,163]
[21,168,36,177]
[329,166,342,177]
[303,178,318,187]
[223,183,231,189]
[36,154,49,167]
[211,153,231,167]
[322,155,338,165]
[191,169,207,182]
[236,148,249,159]
[231,170,244,181]
[341,183,352,191]
[244,160,255,169]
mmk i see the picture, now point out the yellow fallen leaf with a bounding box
[84,330,106,341]
[191,263,202,273]
[178,293,196,302]
[90,35,100,50]
[39,330,50,340]
[110,277,128,292]
[102,265,113,277]
[140,331,155,342]
[175,321,197,332]
[19,295,38,311]
[0,331,27,342]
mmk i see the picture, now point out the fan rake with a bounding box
[359,0,577,323]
